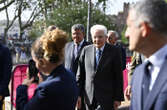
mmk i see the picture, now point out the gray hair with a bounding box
[71,24,85,34]
[90,24,107,36]
[130,0,167,35]
[108,30,119,38]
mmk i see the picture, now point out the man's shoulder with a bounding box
[65,42,73,49]
[66,42,73,46]
[0,44,10,53]
[105,43,119,51]
[0,43,5,49]
[83,41,91,45]
[133,63,145,77]
[83,44,94,50]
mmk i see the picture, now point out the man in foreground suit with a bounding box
[76,24,124,110]
[0,43,12,110]
[64,24,90,110]
[125,0,167,110]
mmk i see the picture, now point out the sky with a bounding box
[93,0,139,15]
[0,0,139,21]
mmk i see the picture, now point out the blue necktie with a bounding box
[142,61,152,108]
[96,49,102,68]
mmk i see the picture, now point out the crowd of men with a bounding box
[64,24,126,110]
[0,0,167,110]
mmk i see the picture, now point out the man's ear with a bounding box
[140,22,151,37]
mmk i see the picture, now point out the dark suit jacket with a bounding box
[76,43,124,109]
[130,57,167,110]
[16,65,78,110]
[115,42,126,70]
[0,44,12,96]
[64,40,90,75]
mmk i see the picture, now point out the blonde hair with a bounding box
[32,28,68,63]
[46,25,57,31]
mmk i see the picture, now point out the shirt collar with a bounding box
[96,43,106,52]
[147,44,167,67]
[74,39,84,47]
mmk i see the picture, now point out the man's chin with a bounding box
[94,45,101,48]
[129,46,141,53]
[129,46,135,51]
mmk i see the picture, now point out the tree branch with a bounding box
[0,0,15,12]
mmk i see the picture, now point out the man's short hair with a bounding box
[71,24,85,34]
[108,30,119,38]
[130,0,167,35]
[90,24,107,36]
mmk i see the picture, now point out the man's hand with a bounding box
[114,101,121,110]
[124,85,131,100]
[76,96,81,109]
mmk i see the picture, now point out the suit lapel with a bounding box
[69,43,74,62]
[135,63,145,110]
[88,45,96,72]
[76,41,86,59]
[92,46,96,71]
[144,59,167,110]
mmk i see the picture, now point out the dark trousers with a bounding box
[85,97,114,110]
[81,95,86,110]
[85,97,101,110]
[77,95,86,110]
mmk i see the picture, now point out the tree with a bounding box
[1,0,17,44]
[30,0,115,41]
[87,0,91,41]
[0,0,15,12]
[95,0,107,13]
[31,0,115,41]
[1,0,44,44]
[16,0,43,40]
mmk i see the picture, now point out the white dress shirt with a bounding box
[147,44,167,91]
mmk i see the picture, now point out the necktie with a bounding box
[74,44,79,58]
[142,61,152,108]
[96,49,102,68]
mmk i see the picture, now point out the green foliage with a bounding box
[47,2,88,37]
[91,7,115,30]
[121,26,128,44]
[29,30,41,40]
[30,1,116,41]
[29,20,45,39]
[47,1,115,38]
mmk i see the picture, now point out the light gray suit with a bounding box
[64,41,90,75]
[130,56,167,110]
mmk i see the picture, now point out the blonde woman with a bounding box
[16,28,78,110]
